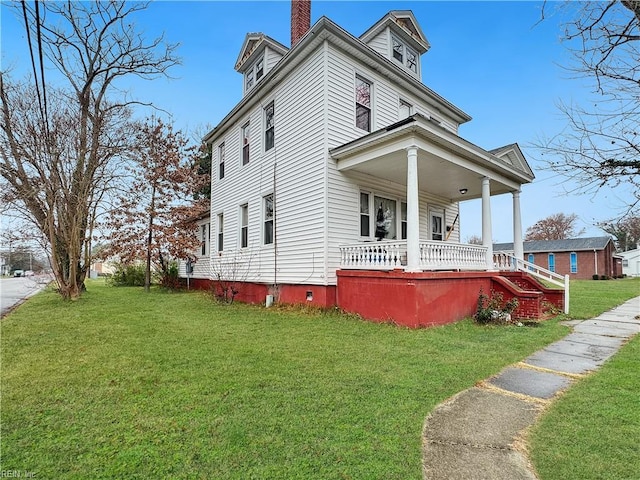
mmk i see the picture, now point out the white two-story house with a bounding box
[189,2,567,327]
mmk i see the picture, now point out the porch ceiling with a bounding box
[330,115,534,202]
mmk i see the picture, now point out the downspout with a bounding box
[594,249,598,276]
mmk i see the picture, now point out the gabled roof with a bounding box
[360,10,430,53]
[494,237,615,253]
[205,16,472,143]
[235,33,289,72]
[489,143,534,179]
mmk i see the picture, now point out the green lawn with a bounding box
[529,277,640,480]
[1,278,637,479]
[1,280,571,479]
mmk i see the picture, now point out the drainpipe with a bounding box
[594,249,598,276]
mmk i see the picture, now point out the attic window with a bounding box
[245,55,265,91]
[391,36,418,74]
[393,38,403,62]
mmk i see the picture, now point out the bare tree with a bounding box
[598,215,640,251]
[536,1,640,214]
[0,2,178,299]
[105,118,205,291]
[525,213,585,241]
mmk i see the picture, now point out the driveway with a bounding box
[0,275,51,317]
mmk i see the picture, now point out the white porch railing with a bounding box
[494,251,570,314]
[420,241,488,270]
[340,240,405,270]
[339,240,488,271]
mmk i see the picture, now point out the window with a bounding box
[217,214,224,252]
[527,253,535,271]
[255,58,264,81]
[548,253,555,272]
[360,192,370,237]
[244,56,264,91]
[242,123,250,165]
[399,100,412,120]
[406,47,417,73]
[264,194,274,245]
[374,196,397,240]
[392,38,403,62]
[570,252,578,273]
[401,202,407,240]
[201,223,209,256]
[218,143,225,179]
[264,102,274,151]
[430,210,444,241]
[623,258,629,267]
[391,36,418,73]
[355,76,371,132]
[240,204,249,248]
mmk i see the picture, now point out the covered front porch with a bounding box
[330,114,535,274]
[330,115,566,326]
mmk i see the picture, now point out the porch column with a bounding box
[406,145,420,272]
[481,176,494,270]
[512,190,524,261]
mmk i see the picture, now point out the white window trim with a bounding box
[390,35,419,76]
[429,207,445,241]
[359,190,406,241]
[244,55,265,93]
[241,122,250,166]
[239,203,249,249]
[263,193,274,246]
[264,101,275,152]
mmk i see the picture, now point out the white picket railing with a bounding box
[419,241,488,270]
[339,240,488,271]
[340,241,405,270]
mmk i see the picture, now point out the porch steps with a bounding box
[491,272,564,320]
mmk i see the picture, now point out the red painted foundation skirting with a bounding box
[181,278,336,309]
[183,270,564,328]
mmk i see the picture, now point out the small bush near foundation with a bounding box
[474,288,519,325]
[592,274,600,280]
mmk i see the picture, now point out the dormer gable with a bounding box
[360,11,430,81]
[235,33,289,95]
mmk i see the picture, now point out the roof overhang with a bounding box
[330,115,535,202]
[204,16,470,144]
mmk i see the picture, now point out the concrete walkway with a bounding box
[422,296,640,480]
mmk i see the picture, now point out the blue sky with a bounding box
[1,1,633,242]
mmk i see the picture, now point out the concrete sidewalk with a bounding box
[422,296,640,480]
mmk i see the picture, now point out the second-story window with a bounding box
[242,123,250,165]
[265,102,274,151]
[264,194,274,245]
[355,76,371,132]
[218,142,225,179]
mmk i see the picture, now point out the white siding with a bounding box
[210,47,328,286]
[364,29,389,58]
[265,46,283,74]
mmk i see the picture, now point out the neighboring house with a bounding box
[494,237,621,280]
[619,245,640,277]
[187,2,567,326]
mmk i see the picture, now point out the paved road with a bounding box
[0,276,50,317]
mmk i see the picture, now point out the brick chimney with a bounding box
[291,0,311,46]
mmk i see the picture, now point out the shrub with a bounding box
[160,261,181,290]
[474,288,519,325]
[592,274,600,280]
[109,263,146,287]
[600,275,609,280]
